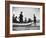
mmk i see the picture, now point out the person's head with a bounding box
[16,16,17,18]
[13,14,15,16]
[21,11,23,14]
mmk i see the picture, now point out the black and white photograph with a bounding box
[12,7,40,31]
[10,4,43,34]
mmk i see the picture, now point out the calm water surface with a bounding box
[13,22,40,31]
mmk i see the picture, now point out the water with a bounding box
[13,22,40,31]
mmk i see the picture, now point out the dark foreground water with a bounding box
[13,23,40,31]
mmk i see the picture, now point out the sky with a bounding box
[12,7,40,21]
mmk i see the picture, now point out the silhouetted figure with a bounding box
[15,16,18,23]
[28,18,32,23]
[19,11,23,23]
[13,14,15,23]
[34,14,36,23]
[24,17,27,23]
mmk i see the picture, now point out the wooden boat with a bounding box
[13,22,33,27]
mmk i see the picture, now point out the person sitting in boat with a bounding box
[14,16,18,23]
[28,18,32,23]
[19,11,23,23]
[24,17,27,23]
[13,14,15,23]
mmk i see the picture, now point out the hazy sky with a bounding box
[12,7,40,21]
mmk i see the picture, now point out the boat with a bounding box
[13,22,33,27]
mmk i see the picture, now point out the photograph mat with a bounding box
[10,4,43,34]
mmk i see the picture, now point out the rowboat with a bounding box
[13,22,33,25]
[13,22,33,27]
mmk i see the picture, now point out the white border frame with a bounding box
[10,4,43,34]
